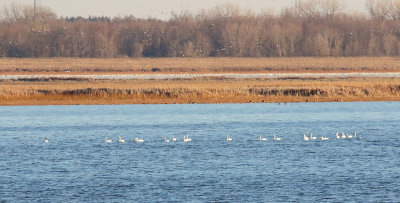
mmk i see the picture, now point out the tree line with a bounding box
[1,0,400,58]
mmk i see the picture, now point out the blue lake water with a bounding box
[1,102,400,202]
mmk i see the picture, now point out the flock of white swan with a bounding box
[303,132,359,141]
[42,131,360,143]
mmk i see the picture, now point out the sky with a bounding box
[0,0,368,19]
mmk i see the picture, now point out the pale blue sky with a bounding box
[1,0,368,19]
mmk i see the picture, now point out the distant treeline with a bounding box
[1,0,400,58]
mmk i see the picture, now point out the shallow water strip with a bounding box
[2,72,400,80]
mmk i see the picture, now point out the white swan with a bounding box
[310,133,316,140]
[105,137,112,143]
[184,135,192,142]
[172,137,177,142]
[303,134,309,141]
[347,132,353,139]
[341,132,346,139]
[354,132,360,139]
[336,132,340,139]
[226,135,233,142]
[117,136,125,143]
[165,136,170,143]
[44,137,49,143]
[259,135,267,141]
[273,135,281,141]
[134,138,144,143]
[320,136,329,141]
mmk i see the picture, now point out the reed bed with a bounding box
[1,57,400,74]
[1,77,400,105]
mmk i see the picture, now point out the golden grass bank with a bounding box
[1,78,400,105]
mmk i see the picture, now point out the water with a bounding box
[2,72,400,80]
[1,102,400,202]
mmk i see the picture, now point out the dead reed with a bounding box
[1,57,400,74]
[1,77,400,105]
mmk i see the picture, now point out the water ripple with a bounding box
[1,102,400,202]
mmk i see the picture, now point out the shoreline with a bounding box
[1,98,399,106]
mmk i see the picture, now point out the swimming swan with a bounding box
[273,135,281,141]
[44,137,49,143]
[165,136,170,143]
[184,135,192,142]
[105,137,112,143]
[303,134,309,141]
[341,132,346,139]
[346,132,353,139]
[259,135,267,141]
[117,136,125,143]
[226,135,233,142]
[336,132,340,139]
[310,133,316,140]
[320,136,329,141]
[172,137,177,142]
[354,132,360,139]
[134,138,144,143]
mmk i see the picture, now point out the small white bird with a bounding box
[354,132,360,139]
[105,137,112,143]
[347,132,353,139]
[134,138,144,143]
[303,134,309,141]
[341,132,346,139]
[117,136,125,143]
[320,136,329,141]
[184,135,192,142]
[165,136,170,143]
[310,133,316,140]
[273,135,281,141]
[44,137,49,143]
[226,135,233,142]
[336,132,340,139]
[259,135,267,141]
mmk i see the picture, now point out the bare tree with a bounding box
[388,0,400,20]
[320,0,342,18]
[298,0,321,19]
[194,33,212,57]
[1,2,400,58]
[3,3,24,24]
[366,0,392,20]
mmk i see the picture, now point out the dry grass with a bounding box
[1,57,400,74]
[1,77,400,105]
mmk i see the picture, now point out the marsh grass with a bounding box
[1,77,400,105]
[1,57,400,74]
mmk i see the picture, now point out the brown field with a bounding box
[1,57,400,105]
[1,57,400,74]
[1,77,400,106]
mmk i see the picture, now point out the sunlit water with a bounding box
[2,72,400,80]
[1,102,400,202]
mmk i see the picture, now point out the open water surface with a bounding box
[1,102,400,202]
[2,72,400,80]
